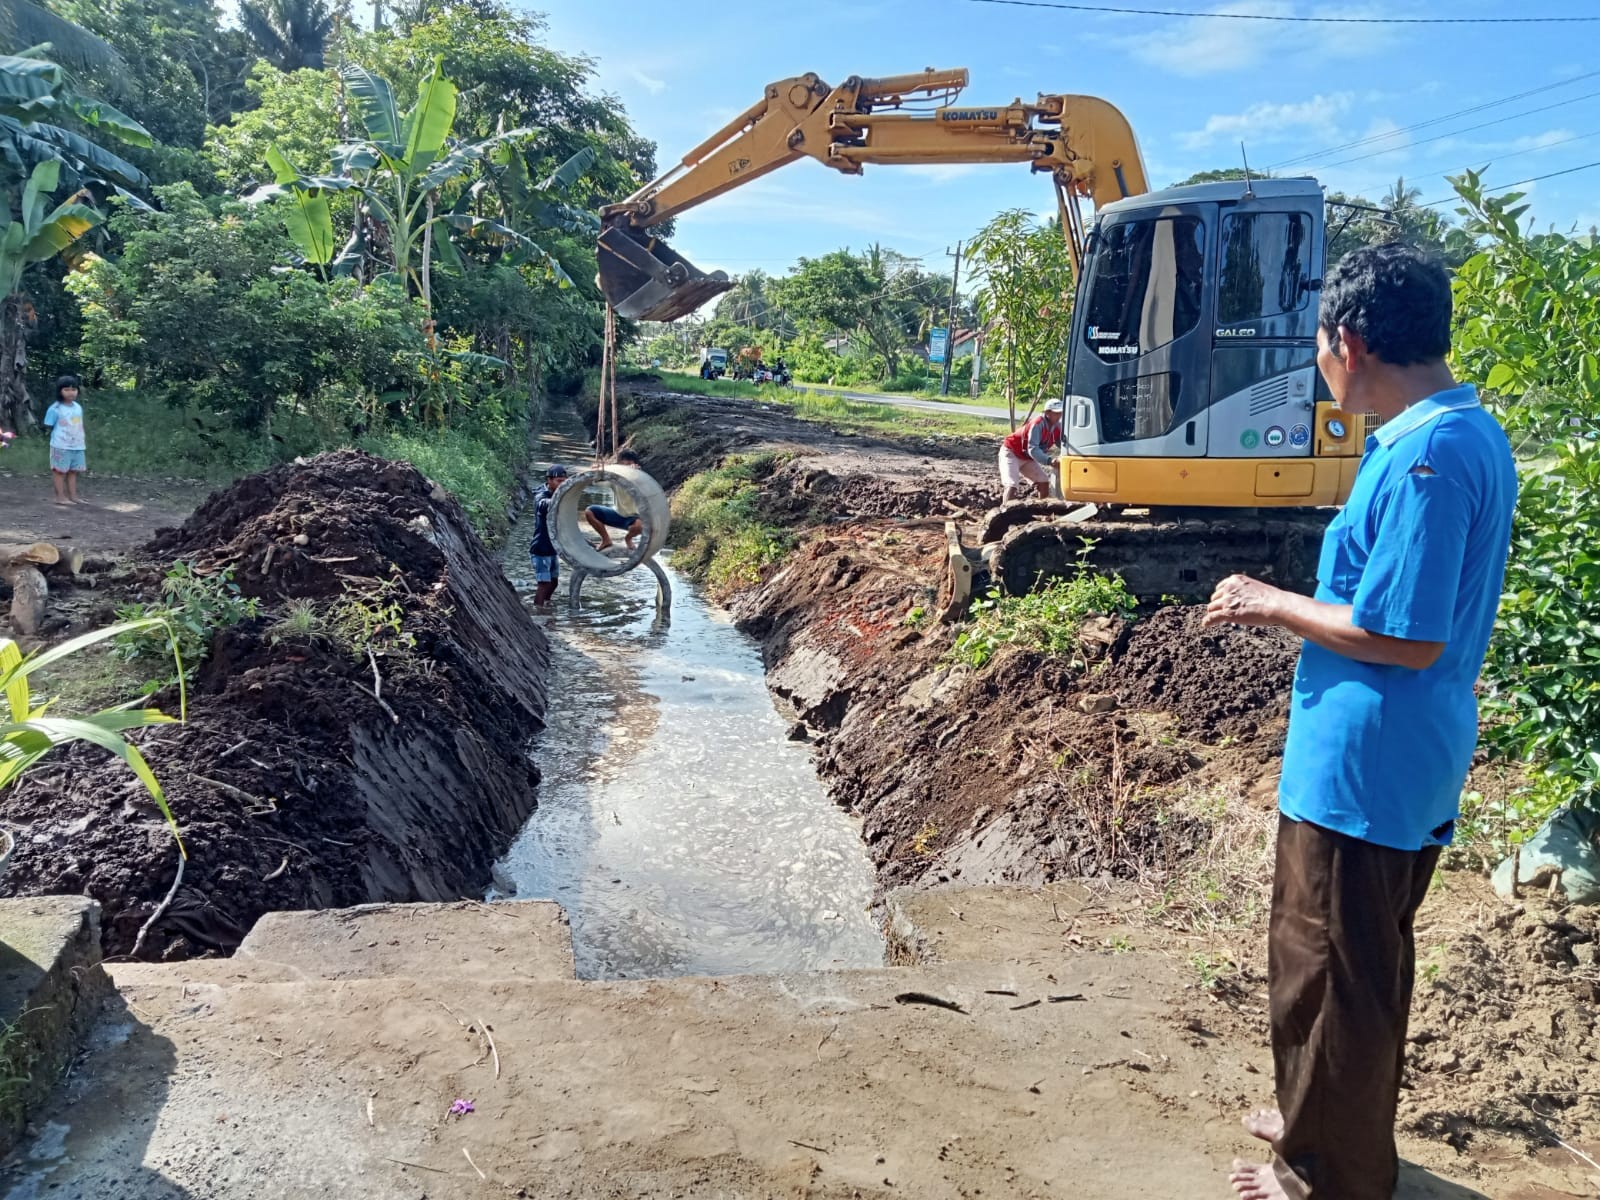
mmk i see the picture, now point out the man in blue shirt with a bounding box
[1205,243,1516,1200]
[530,464,568,606]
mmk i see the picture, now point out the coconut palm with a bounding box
[238,0,337,71]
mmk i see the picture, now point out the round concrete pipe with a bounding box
[550,465,670,577]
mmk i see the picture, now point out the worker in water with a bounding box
[530,463,568,607]
[585,449,646,551]
[997,397,1064,500]
[1204,243,1517,1200]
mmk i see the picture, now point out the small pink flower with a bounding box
[449,1098,475,1117]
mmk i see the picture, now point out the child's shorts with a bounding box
[586,505,635,530]
[50,447,86,473]
[531,554,559,583]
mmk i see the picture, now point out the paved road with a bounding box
[795,382,1011,423]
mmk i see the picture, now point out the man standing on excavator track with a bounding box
[1203,242,1516,1200]
[997,397,1064,500]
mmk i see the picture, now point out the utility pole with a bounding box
[940,241,962,397]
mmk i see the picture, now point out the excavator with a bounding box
[597,68,1373,608]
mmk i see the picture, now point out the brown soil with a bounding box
[612,382,1600,1168]
[0,470,209,559]
[0,450,550,960]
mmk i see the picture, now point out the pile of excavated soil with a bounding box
[1,450,550,959]
[1101,605,1300,739]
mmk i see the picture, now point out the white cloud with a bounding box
[1179,94,1354,151]
[629,69,667,96]
[1112,0,1392,78]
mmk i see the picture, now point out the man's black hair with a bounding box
[617,448,641,465]
[55,374,80,397]
[1318,242,1451,366]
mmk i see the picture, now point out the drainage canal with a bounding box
[494,504,885,980]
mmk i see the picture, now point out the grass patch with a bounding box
[948,571,1136,669]
[670,453,795,597]
[649,371,1003,440]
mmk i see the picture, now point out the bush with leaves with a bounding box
[67,183,428,432]
[113,563,258,689]
[1451,169,1600,831]
[950,569,1135,670]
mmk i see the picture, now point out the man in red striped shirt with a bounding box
[998,397,1064,500]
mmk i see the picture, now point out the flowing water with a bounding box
[492,495,884,980]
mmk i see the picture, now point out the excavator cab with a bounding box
[1059,178,1361,509]
[598,224,733,322]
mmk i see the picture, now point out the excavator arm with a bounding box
[598,68,1148,321]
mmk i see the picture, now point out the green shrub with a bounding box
[114,563,258,688]
[949,571,1135,670]
[1452,170,1600,833]
[670,453,793,596]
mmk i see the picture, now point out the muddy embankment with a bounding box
[0,450,550,960]
[617,383,1600,1152]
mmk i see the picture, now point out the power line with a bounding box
[1416,158,1600,210]
[1336,128,1600,206]
[1265,69,1600,169]
[1311,88,1600,172]
[964,0,1600,22]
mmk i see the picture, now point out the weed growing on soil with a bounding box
[1148,783,1276,934]
[671,454,795,596]
[327,579,415,660]
[115,563,258,687]
[272,598,322,642]
[949,571,1135,669]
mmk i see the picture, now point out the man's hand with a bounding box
[1203,574,1289,629]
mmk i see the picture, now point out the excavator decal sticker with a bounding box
[940,109,1000,121]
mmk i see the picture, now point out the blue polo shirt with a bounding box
[1279,384,1517,851]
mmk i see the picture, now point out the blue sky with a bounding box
[530,0,1600,281]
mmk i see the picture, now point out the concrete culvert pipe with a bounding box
[550,465,670,578]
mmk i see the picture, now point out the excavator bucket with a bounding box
[597,225,733,322]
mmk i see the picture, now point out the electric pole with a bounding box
[940,241,962,397]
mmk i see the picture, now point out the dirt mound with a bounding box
[1103,605,1300,740]
[1401,896,1600,1147]
[2,450,550,959]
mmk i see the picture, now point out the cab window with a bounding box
[1080,216,1205,362]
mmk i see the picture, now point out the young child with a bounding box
[42,375,87,506]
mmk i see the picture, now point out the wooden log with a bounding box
[0,542,60,568]
[3,564,48,636]
[38,545,85,576]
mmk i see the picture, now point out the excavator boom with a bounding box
[597,68,1148,321]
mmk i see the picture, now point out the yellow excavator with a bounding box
[598,68,1371,604]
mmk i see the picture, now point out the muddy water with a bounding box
[493,509,884,980]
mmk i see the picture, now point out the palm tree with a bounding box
[238,0,337,71]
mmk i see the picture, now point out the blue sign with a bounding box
[929,326,949,365]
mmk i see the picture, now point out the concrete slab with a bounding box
[233,900,574,982]
[0,947,1529,1198]
[0,896,108,1158]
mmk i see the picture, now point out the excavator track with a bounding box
[940,502,1331,617]
[994,509,1329,601]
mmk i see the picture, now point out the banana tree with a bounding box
[250,59,573,313]
[2,620,185,851]
[1,49,151,196]
[1,159,100,434]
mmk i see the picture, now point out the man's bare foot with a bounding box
[1241,1109,1283,1143]
[1229,1160,1289,1200]
[596,536,613,550]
